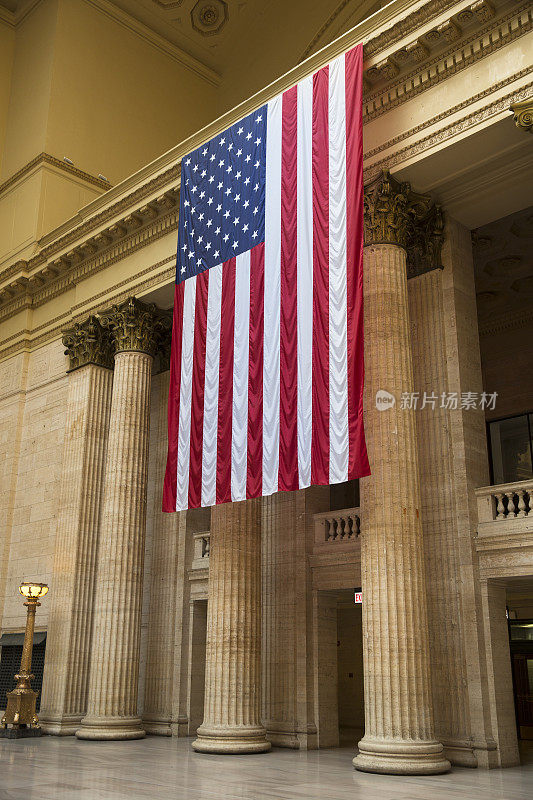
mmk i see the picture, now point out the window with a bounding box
[488,413,533,485]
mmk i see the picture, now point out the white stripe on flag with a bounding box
[231,251,251,501]
[328,55,349,484]
[263,95,282,496]
[296,75,313,489]
[176,275,197,510]
[201,263,222,508]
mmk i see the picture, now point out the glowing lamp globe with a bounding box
[19,582,49,600]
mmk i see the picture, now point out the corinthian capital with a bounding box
[62,316,113,372]
[364,170,444,277]
[99,297,172,358]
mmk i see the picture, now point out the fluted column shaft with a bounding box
[409,269,474,766]
[77,349,153,739]
[353,243,449,775]
[193,498,271,753]
[40,363,112,734]
[261,488,324,749]
[143,370,187,736]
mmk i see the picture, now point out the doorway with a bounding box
[315,588,364,748]
[187,599,207,736]
[508,589,533,744]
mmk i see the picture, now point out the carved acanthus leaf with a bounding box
[363,170,444,277]
[99,297,172,357]
[62,315,114,372]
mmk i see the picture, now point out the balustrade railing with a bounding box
[313,508,361,545]
[476,479,533,537]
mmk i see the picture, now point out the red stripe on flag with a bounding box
[188,269,209,509]
[311,66,330,486]
[345,45,370,479]
[247,243,265,498]
[216,258,236,505]
[162,281,185,512]
[278,85,299,493]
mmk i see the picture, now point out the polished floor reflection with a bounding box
[0,737,532,800]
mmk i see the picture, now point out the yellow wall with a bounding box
[0,0,218,266]
[0,19,15,178]
[45,0,217,185]
[2,0,216,185]
[1,0,58,180]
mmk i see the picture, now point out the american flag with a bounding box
[163,43,369,512]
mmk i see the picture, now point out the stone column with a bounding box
[353,172,450,775]
[40,318,113,735]
[143,368,189,736]
[261,488,325,749]
[193,499,270,753]
[441,217,499,767]
[479,580,520,767]
[409,260,475,766]
[77,298,170,741]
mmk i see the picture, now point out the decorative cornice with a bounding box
[510,97,533,131]
[0,186,179,322]
[30,211,178,313]
[62,316,114,372]
[363,2,532,123]
[364,170,444,277]
[32,179,178,268]
[364,67,532,163]
[364,78,533,181]
[99,297,172,357]
[0,255,176,363]
[0,152,112,198]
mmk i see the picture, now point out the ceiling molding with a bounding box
[0,152,112,199]
[84,0,221,85]
[0,5,15,25]
[299,0,381,62]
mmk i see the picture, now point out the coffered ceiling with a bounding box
[473,205,533,328]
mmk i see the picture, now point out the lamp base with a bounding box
[0,726,42,739]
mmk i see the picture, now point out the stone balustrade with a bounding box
[313,508,361,545]
[476,480,533,537]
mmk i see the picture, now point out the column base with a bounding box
[442,739,478,767]
[143,714,172,736]
[192,724,272,754]
[353,736,451,775]
[39,713,82,736]
[76,716,146,741]
[265,722,318,750]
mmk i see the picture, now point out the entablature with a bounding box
[0,0,531,361]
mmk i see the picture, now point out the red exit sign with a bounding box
[354,589,362,604]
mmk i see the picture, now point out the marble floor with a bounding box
[0,737,532,800]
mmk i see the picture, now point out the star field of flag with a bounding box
[176,105,267,283]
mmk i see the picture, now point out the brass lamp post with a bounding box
[1,581,48,738]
